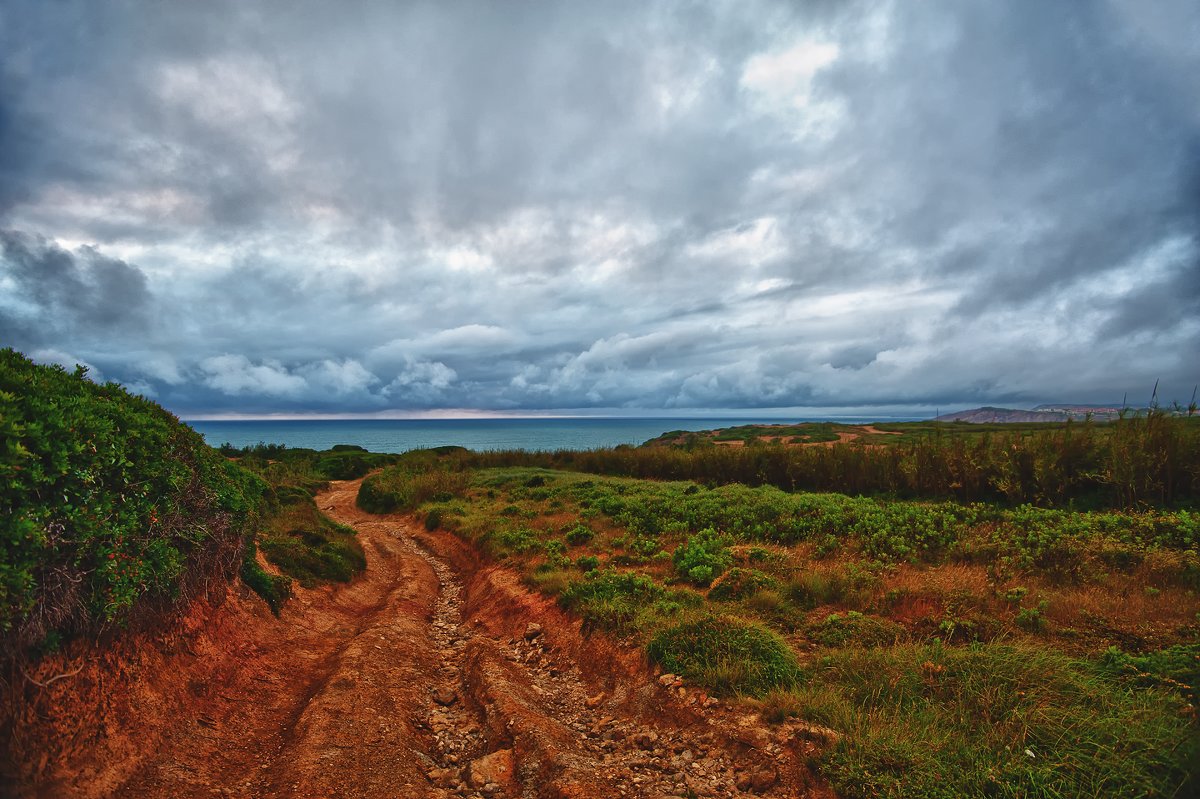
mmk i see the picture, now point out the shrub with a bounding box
[0,349,267,655]
[357,452,468,513]
[492,527,542,555]
[559,569,667,633]
[646,615,800,696]
[259,523,365,587]
[576,555,601,572]
[709,567,779,601]
[1015,601,1049,633]
[1100,643,1200,705]
[673,527,733,586]
[424,509,442,531]
[810,611,905,648]
[239,541,292,616]
[565,523,595,546]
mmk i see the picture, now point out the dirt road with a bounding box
[44,479,828,798]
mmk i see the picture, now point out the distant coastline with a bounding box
[188,415,925,453]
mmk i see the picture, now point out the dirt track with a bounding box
[13,479,830,798]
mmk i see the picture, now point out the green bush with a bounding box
[673,527,733,586]
[239,540,292,616]
[708,567,779,601]
[646,615,800,696]
[0,349,267,653]
[1100,643,1200,705]
[1014,601,1049,633]
[559,569,668,633]
[565,523,595,546]
[259,522,365,588]
[810,611,905,648]
[357,450,469,513]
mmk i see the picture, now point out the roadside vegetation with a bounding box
[475,412,1199,508]
[0,348,383,656]
[360,425,1200,798]
[219,442,402,610]
[0,349,268,657]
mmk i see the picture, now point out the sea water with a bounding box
[188,416,915,453]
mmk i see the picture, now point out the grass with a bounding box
[797,643,1198,798]
[465,411,1200,508]
[225,443,382,604]
[646,615,800,696]
[255,490,365,588]
[357,450,1200,797]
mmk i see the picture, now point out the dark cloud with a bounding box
[0,0,1196,415]
[0,230,150,344]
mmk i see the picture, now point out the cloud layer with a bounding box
[1,0,1197,415]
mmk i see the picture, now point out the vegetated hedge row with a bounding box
[219,441,402,487]
[357,447,470,513]
[0,349,269,656]
[467,469,1200,589]
[463,413,1200,508]
[224,443,386,611]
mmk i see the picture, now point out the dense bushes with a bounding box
[0,349,268,654]
[357,450,469,513]
[672,528,733,585]
[464,413,1200,508]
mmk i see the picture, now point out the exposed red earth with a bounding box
[5,479,833,798]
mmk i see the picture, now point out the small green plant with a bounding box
[1003,586,1029,604]
[558,569,668,633]
[239,540,292,616]
[708,567,779,601]
[810,611,904,648]
[493,527,542,555]
[673,527,733,586]
[576,555,601,572]
[565,523,594,546]
[1015,600,1050,633]
[646,615,800,696]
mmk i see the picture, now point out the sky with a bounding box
[1,1,1197,418]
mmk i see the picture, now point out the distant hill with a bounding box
[934,405,1124,423]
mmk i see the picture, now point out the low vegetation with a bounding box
[0,349,378,652]
[221,441,393,605]
[466,411,1200,508]
[360,444,1199,797]
[0,349,268,656]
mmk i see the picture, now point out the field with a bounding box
[360,424,1200,798]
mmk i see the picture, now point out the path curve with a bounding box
[109,479,829,799]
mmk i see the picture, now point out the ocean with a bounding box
[187,416,914,453]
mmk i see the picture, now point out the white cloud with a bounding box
[200,355,306,397]
[299,358,378,396]
[686,217,786,266]
[29,349,103,382]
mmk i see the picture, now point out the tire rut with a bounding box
[105,479,829,799]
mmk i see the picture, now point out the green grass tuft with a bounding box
[646,615,800,696]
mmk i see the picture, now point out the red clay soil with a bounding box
[3,479,833,799]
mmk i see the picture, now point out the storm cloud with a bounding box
[0,0,1196,416]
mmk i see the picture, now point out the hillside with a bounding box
[0,349,268,656]
[935,405,1124,423]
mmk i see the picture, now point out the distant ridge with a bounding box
[934,405,1124,423]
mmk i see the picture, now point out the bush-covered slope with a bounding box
[0,349,268,656]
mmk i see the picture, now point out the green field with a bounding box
[360,445,1200,798]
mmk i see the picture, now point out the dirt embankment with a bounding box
[4,480,831,798]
